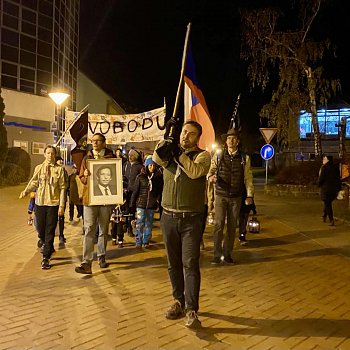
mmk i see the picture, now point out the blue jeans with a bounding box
[82,205,112,264]
[212,195,242,259]
[135,208,154,245]
[161,212,203,312]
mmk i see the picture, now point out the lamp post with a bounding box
[49,91,69,160]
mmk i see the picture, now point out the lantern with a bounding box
[247,216,260,233]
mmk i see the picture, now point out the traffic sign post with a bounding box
[260,144,275,184]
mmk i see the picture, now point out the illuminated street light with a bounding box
[49,92,70,106]
[49,91,70,161]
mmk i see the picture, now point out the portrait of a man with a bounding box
[93,165,117,196]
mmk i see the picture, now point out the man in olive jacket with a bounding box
[153,120,211,329]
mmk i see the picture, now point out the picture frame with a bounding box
[86,158,123,206]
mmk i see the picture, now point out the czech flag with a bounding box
[184,45,215,151]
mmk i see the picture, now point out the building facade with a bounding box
[1,0,79,106]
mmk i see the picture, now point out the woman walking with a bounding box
[19,145,66,269]
[318,154,341,226]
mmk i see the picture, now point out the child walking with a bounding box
[130,156,163,248]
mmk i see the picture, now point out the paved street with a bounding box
[0,182,350,350]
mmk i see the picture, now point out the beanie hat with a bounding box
[144,155,155,168]
[129,148,141,159]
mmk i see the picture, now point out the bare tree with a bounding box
[240,0,340,156]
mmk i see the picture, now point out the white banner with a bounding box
[65,107,166,145]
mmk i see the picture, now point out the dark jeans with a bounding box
[35,205,58,259]
[161,211,203,312]
[58,215,65,238]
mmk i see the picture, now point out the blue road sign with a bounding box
[260,144,275,160]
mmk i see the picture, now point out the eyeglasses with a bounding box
[92,139,104,143]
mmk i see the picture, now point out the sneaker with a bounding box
[37,239,44,248]
[41,258,51,270]
[112,238,117,245]
[75,263,92,274]
[211,257,221,265]
[165,301,185,320]
[223,256,235,264]
[144,243,150,249]
[185,310,201,329]
[98,255,109,268]
[118,241,124,248]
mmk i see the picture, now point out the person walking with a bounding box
[153,120,211,329]
[130,155,163,248]
[318,154,341,226]
[208,128,254,264]
[19,145,66,269]
[68,165,84,221]
[56,156,69,244]
[123,148,143,237]
[75,133,116,274]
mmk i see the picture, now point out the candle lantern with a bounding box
[247,216,260,233]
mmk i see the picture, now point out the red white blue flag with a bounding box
[184,45,215,151]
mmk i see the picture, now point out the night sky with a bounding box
[79,0,350,137]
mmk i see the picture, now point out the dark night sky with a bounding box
[79,0,350,136]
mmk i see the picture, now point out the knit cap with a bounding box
[144,155,155,168]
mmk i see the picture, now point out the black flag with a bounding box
[70,110,88,172]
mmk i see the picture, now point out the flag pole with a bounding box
[54,104,89,147]
[172,23,191,120]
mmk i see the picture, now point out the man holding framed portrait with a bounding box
[75,133,121,274]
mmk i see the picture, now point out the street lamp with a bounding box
[49,91,70,160]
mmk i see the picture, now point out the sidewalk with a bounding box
[0,182,349,350]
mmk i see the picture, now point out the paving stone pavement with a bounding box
[0,182,350,350]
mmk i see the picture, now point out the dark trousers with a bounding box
[111,222,125,242]
[161,212,203,312]
[69,203,83,220]
[58,215,65,238]
[35,205,58,259]
[323,199,334,221]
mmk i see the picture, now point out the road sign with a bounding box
[259,128,278,144]
[260,144,275,160]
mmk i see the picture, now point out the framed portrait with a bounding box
[86,158,123,205]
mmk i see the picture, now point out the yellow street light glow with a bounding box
[49,92,70,105]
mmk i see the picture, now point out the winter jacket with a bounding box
[318,162,341,201]
[130,170,163,210]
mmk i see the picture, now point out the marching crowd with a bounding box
[18,123,256,329]
[19,121,341,329]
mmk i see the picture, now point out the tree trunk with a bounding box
[306,67,322,157]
